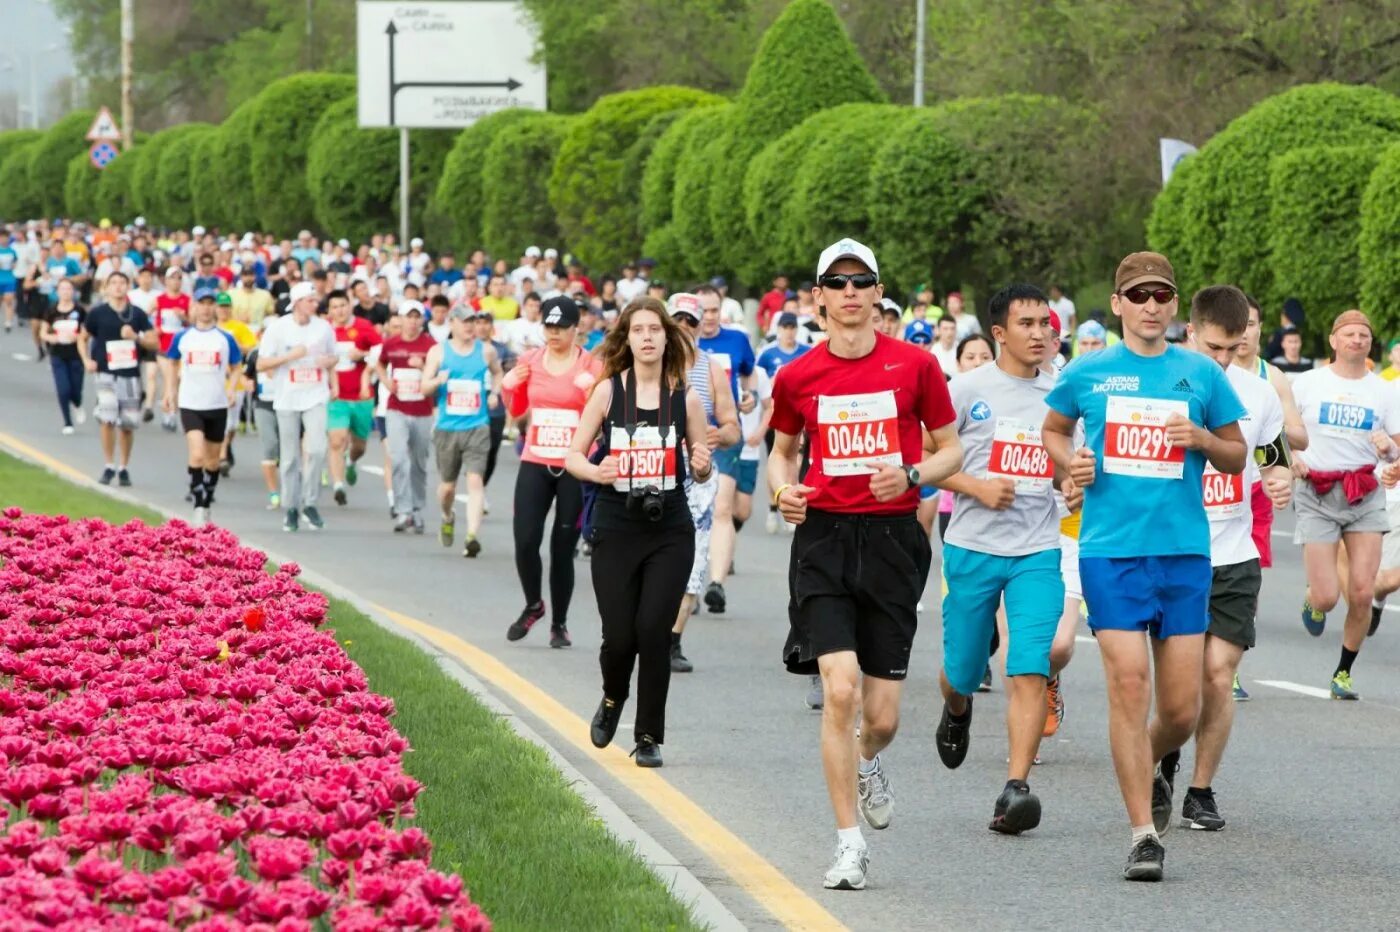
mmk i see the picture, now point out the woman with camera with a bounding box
[566,297,712,767]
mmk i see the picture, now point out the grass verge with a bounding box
[0,450,704,932]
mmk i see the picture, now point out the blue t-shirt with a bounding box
[430,268,464,287]
[756,342,809,379]
[698,328,755,403]
[1045,342,1245,559]
[40,256,82,297]
[583,330,604,352]
[0,245,16,286]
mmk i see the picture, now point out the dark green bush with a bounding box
[642,104,729,281]
[480,112,574,261]
[128,127,196,224]
[153,124,214,230]
[245,72,356,234]
[668,106,735,284]
[26,109,95,218]
[742,122,822,282]
[63,150,102,220]
[195,101,259,233]
[1359,145,1400,337]
[1144,152,1202,293]
[431,109,538,256]
[0,131,42,220]
[93,142,146,225]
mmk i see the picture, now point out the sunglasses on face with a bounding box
[674,314,699,326]
[818,272,879,290]
[1120,286,1176,305]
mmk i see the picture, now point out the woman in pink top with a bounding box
[500,296,603,649]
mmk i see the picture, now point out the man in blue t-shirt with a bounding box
[1043,252,1246,885]
[756,313,810,378]
[696,283,756,615]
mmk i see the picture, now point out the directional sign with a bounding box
[85,106,123,142]
[356,2,546,128]
[88,141,119,170]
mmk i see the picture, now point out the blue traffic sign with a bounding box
[89,141,118,170]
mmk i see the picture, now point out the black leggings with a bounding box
[513,461,584,624]
[591,524,694,745]
[484,415,505,486]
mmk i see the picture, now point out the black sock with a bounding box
[733,517,745,533]
[1005,778,1027,792]
[948,701,971,722]
[188,466,204,504]
[1336,647,1358,676]
[203,469,220,505]
[1187,785,1212,798]
[670,631,681,647]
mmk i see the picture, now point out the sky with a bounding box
[0,0,77,130]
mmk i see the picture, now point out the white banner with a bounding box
[1160,138,1198,188]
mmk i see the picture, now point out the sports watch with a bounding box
[901,464,920,489]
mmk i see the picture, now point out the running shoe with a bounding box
[333,484,347,506]
[857,756,893,829]
[1330,670,1359,700]
[141,407,154,423]
[411,514,425,535]
[1301,599,1326,637]
[765,511,779,534]
[1152,749,1179,834]
[1232,674,1250,701]
[703,581,726,614]
[1123,835,1165,882]
[72,408,86,426]
[266,491,280,510]
[669,642,693,673]
[1181,789,1225,831]
[98,467,116,486]
[219,458,232,478]
[916,601,925,614]
[805,675,823,710]
[935,699,972,770]
[346,462,358,486]
[393,514,413,533]
[1370,601,1384,637]
[192,507,209,527]
[283,509,299,533]
[630,736,662,768]
[507,602,546,641]
[117,469,132,487]
[988,780,1041,835]
[977,665,992,692]
[549,625,571,649]
[822,842,869,891]
[463,535,481,558]
[301,507,325,530]
[1044,674,1065,736]
[61,425,74,436]
[439,517,455,548]
[160,414,177,432]
[590,697,622,748]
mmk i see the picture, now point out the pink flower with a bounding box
[246,836,313,883]
[325,829,368,862]
[419,870,464,906]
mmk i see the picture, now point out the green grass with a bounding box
[0,451,704,932]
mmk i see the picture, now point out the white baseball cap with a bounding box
[667,292,702,320]
[191,225,206,237]
[544,247,558,258]
[816,238,879,279]
[288,281,318,305]
[525,246,542,258]
[133,216,147,227]
[397,299,425,316]
[337,238,350,249]
[410,237,424,249]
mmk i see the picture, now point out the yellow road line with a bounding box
[0,430,847,931]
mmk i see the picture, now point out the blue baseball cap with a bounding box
[904,319,934,345]
[194,287,218,302]
[1077,320,1107,342]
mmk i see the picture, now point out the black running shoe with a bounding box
[301,506,325,530]
[141,408,154,423]
[935,698,972,770]
[703,582,726,614]
[590,697,622,748]
[549,625,571,649]
[988,780,1041,835]
[1181,789,1225,831]
[1370,602,1384,637]
[1123,835,1165,882]
[977,664,992,692]
[117,469,132,487]
[333,485,348,506]
[631,735,663,768]
[507,602,546,641]
[670,642,693,673]
[1152,749,1180,834]
[98,467,116,486]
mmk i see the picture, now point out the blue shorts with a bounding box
[735,458,758,495]
[714,442,743,481]
[941,544,1063,696]
[0,280,15,295]
[373,415,387,438]
[1080,555,1211,639]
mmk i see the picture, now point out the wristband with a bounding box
[772,483,792,507]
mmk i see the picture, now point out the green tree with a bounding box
[430,109,539,256]
[195,101,260,233]
[154,124,215,230]
[245,72,356,234]
[1360,145,1400,336]
[0,141,43,221]
[63,151,102,220]
[94,146,140,224]
[480,113,574,261]
[127,126,200,223]
[27,109,96,218]
[640,104,729,280]
[661,106,733,282]
[741,120,821,281]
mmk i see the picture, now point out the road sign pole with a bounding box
[120,0,134,150]
[399,127,410,247]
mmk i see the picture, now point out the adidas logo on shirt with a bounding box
[1173,378,1192,392]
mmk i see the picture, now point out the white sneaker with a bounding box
[765,511,779,534]
[61,425,75,436]
[784,519,796,535]
[916,600,925,613]
[72,408,86,425]
[822,842,869,890]
[192,507,209,527]
[857,756,894,830]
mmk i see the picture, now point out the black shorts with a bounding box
[784,508,931,680]
[180,407,229,443]
[1207,559,1261,650]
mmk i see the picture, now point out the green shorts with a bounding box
[328,399,374,439]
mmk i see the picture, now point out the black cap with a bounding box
[777,312,798,327]
[541,295,580,328]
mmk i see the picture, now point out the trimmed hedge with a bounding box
[63,151,102,220]
[0,131,43,220]
[480,112,573,262]
[1359,145,1400,337]
[431,109,538,256]
[667,106,734,283]
[742,122,824,282]
[641,104,729,281]
[93,144,146,224]
[549,86,721,273]
[128,126,199,225]
[246,73,356,234]
[1268,145,1379,341]
[26,109,96,218]
[1144,152,1201,294]
[154,124,215,230]
[196,101,259,233]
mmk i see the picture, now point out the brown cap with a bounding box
[1115,251,1176,292]
[1331,309,1373,335]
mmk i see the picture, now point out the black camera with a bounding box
[627,484,664,522]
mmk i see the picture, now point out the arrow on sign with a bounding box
[385,21,522,125]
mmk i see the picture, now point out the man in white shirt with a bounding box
[257,281,338,532]
[931,315,958,376]
[509,247,542,294]
[1048,285,1077,338]
[712,276,746,330]
[504,291,546,354]
[92,246,139,289]
[405,237,433,287]
[615,263,648,305]
[946,292,982,340]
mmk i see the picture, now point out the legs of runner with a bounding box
[386,410,428,528]
[49,355,83,430]
[672,476,716,671]
[464,471,485,539]
[1188,634,1243,798]
[254,405,280,509]
[276,409,306,530]
[328,427,350,494]
[705,474,738,612]
[511,463,583,644]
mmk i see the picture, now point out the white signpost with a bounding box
[356,2,547,244]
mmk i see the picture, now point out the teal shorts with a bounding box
[735,458,758,495]
[941,544,1063,696]
[328,399,374,439]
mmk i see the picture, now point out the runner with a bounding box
[566,297,712,769]
[499,296,601,647]
[0,232,18,332]
[243,344,281,510]
[326,289,382,507]
[934,283,1070,835]
[377,300,441,535]
[1290,309,1400,699]
[165,288,241,526]
[38,279,87,435]
[214,292,257,476]
[1043,253,1247,882]
[153,267,191,431]
[476,309,517,503]
[1171,284,1290,831]
[769,239,961,890]
[257,281,338,532]
[81,272,157,486]
[756,312,810,534]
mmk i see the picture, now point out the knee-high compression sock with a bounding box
[188,466,205,507]
[203,469,220,506]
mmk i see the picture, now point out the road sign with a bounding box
[85,106,123,142]
[356,2,546,128]
[89,141,119,170]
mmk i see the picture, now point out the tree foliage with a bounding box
[127,124,209,226]
[93,146,140,224]
[666,106,734,283]
[195,101,260,234]
[640,104,728,280]
[430,110,538,256]
[27,110,97,218]
[63,151,102,220]
[154,124,215,230]
[245,72,356,234]
[0,142,43,221]
[480,113,574,262]
[1358,145,1400,337]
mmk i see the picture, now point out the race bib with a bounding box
[987,418,1053,493]
[105,339,137,371]
[445,378,481,416]
[289,366,323,385]
[186,349,221,371]
[817,390,901,476]
[393,369,424,401]
[1103,396,1188,479]
[52,319,78,344]
[610,425,677,492]
[334,340,357,372]
[1202,464,1245,522]
[529,408,579,462]
[160,310,183,334]
[710,353,733,382]
[1318,394,1374,439]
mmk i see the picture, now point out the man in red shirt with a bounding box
[757,273,790,334]
[768,238,962,892]
[153,267,192,429]
[375,300,438,533]
[326,289,383,506]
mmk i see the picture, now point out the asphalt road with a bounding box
[3,329,1399,931]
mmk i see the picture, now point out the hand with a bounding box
[119,324,136,340]
[408,354,424,368]
[84,359,97,373]
[1069,447,1097,487]
[287,345,308,361]
[738,391,757,415]
[596,455,620,485]
[1290,452,1310,480]
[505,363,529,387]
[706,425,722,449]
[976,477,1016,510]
[1062,476,1083,513]
[1264,474,1292,509]
[745,430,763,448]
[315,354,337,368]
[1164,413,1204,450]
[487,391,500,409]
[690,442,711,477]
[1383,462,1400,489]
[866,463,911,503]
[778,483,815,525]
[1372,429,1399,464]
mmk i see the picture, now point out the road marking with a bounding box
[1256,680,1333,700]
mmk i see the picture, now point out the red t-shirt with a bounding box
[757,288,787,332]
[154,292,191,352]
[214,267,236,287]
[332,320,383,400]
[502,347,603,466]
[382,333,438,417]
[566,274,596,297]
[770,333,954,515]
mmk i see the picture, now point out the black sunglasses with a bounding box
[1119,286,1176,305]
[818,272,878,290]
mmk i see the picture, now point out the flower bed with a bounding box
[0,509,492,931]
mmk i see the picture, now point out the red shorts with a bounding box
[1250,482,1273,568]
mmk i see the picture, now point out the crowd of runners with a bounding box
[3,215,1396,891]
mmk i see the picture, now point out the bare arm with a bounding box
[685,389,712,481]
[708,359,741,448]
[565,379,615,485]
[1268,364,1308,451]
[419,344,446,392]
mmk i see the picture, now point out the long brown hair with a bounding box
[597,297,694,389]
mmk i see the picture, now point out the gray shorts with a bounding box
[1293,479,1389,544]
[94,372,142,429]
[254,404,279,464]
[1382,499,1400,569]
[433,425,491,482]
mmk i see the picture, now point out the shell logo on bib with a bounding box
[1131,412,1142,422]
[837,411,850,421]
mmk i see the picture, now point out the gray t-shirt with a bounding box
[944,363,1060,556]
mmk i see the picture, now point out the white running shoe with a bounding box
[916,600,925,613]
[857,756,893,830]
[784,519,796,535]
[192,507,209,527]
[61,425,75,436]
[823,842,869,890]
[765,511,779,534]
[72,408,86,426]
